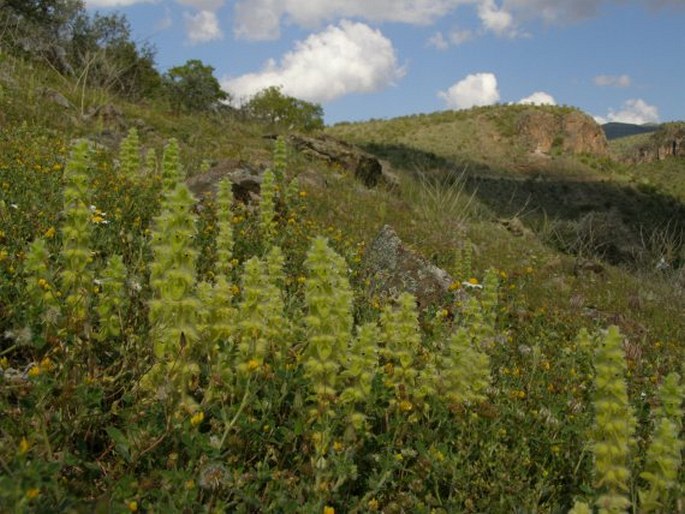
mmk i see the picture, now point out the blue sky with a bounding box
[84,0,685,125]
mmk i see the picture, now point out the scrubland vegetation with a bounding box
[1,5,684,513]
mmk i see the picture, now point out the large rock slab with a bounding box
[363,224,454,308]
[186,159,266,203]
[287,134,394,188]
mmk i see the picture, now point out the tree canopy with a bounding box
[243,86,324,132]
[163,59,229,113]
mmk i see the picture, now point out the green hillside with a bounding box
[1,26,684,514]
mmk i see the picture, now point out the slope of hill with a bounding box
[602,122,660,140]
[1,51,684,513]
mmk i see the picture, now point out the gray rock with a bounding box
[363,224,455,308]
[287,134,393,188]
[186,159,265,203]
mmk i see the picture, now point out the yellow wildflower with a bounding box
[25,488,40,500]
[332,440,344,452]
[127,500,138,512]
[367,499,380,511]
[19,437,30,455]
[44,226,56,238]
[190,411,205,427]
[468,277,479,285]
[246,359,260,373]
[323,506,335,514]
[299,191,308,198]
[399,400,413,412]
[27,366,41,378]
[0,249,8,262]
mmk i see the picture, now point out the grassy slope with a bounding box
[1,53,684,511]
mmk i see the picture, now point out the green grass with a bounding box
[0,54,684,513]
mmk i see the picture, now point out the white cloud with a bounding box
[177,0,225,10]
[593,74,631,88]
[428,32,450,50]
[605,98,660,124]
[184,10,223,44]
[233,0,474,41]
[438,72,500,109]
[428,27,474,49]
[518,91,556,105]
[223,20,405,103]
[84,0,153,6]
[478,0,518,36]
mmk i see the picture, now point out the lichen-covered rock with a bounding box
[185,159,265,202]
[363,224,454,308]
[287,133,394,188]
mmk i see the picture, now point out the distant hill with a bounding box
[602,122,660,140]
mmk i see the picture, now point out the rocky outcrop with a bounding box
[287,134,395,188]
[516,108,609,157]
[362,224,455,308]
[186,159,266,202]
[628,123,685,164]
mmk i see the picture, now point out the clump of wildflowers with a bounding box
[59,140,94,329]
[639,372,684,511]
[380,292,421,409]
[146,182,201,411]
[119,127,141,178]
[96,254,127,342]
[303,236,353,417]
[590,325,636,514]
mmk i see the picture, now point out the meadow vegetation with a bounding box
[0,19,684,514]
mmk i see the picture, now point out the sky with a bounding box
[83,0,685,125]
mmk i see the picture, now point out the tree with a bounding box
[243,86,324,132]
[163,59,228,113]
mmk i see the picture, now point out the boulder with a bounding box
[287,134,393,188]
[363,224,454,308]
[186,159,265,203]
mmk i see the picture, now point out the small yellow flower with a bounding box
[448,281,461,291]
[323,506,335,514]
[399,399,413,412]
[18,437,30,455]
[525,266,533,274]
[37,278,50,290]
[296,276,306,284]
[367,499,380,511]
[0,249,8,262]
[185,479,195,490]
[299,191,308,198]
[127,500,138,512]
[332,440,344,452]
[40,357,54,372]
[25,488,40,500]
[27,366,41,378]
[468,277,479,285]
[190,411,205,427]
[44,226,56,238]
[246,359,260,373]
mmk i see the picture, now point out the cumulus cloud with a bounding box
[518,91,556,105]
[184,10,223,44]
[593,74,631,88]
[438,72,500,109]
[604,98,660,124]
[223,20,405,103]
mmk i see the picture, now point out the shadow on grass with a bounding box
[363,141,685,267]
